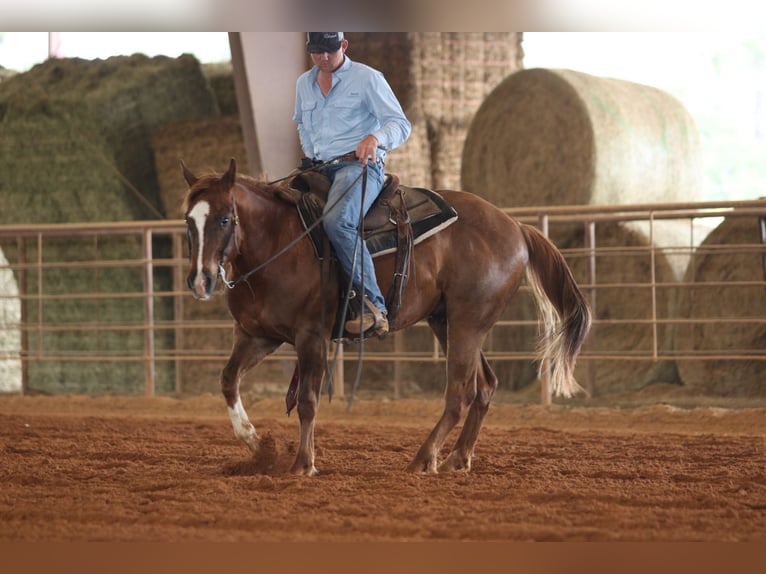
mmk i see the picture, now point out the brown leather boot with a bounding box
[345,298,388,337]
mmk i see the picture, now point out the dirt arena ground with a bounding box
[0,391,764,542]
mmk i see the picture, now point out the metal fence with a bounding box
[1,198,764,403]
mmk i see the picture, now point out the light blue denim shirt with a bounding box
[293,56,411,163]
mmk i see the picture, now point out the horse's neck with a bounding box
[232,181,303,268]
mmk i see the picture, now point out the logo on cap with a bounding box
[306,32,344,53]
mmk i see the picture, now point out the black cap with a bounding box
[306,32,344,53]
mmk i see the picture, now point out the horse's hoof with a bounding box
[290,462,319,476]
[405,459,438,474]
[243,438,260,456]
[438,453,472,473]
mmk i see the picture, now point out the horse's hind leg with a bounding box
[439,351,498,472]
[406,315,481,474]
[222,326,282,454]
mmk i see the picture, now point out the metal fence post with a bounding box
[142,229,155,396]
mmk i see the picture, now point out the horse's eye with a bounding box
[221,217,230,227]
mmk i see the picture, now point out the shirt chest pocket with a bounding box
[301,101,318,129]
[330,99,364,131]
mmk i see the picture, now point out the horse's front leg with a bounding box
[289,332,328,476]
[221,325,282,454]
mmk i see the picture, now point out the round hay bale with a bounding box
[0,247,22,393]
[488,221,681,396]
[675,215,766,396]
[461,68,703,207]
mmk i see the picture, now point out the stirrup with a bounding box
[344,297,388,337]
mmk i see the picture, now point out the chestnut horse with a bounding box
[182,159,591,475]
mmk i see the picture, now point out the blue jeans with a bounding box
[320,159,387,314]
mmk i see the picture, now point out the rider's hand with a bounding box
[355,135,379,166]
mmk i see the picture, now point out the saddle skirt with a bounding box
[286,171,459,259]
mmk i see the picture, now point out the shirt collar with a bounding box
[311,55,352,80]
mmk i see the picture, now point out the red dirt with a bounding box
[0,394,764,542]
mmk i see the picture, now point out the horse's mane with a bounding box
[236,173,298,205]
[183,171,293,213]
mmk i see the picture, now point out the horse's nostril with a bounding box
[186,274,194,291]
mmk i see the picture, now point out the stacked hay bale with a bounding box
[462,68,704,395]
[0,54,221,221]
[345,33,522,191]
[675,214,766,396]
[0,54,219,394]
[153,116,249,219]
[202,62,240,116]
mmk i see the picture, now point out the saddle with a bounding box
[279,170,458,328]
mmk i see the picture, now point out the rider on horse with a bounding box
[294,32,412,338]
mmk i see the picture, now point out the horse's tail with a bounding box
[520,224,592,398]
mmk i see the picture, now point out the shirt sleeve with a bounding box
[293,76,314,157]
[366,71,412,152]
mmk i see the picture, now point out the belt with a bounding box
[338,151,358,163]
[313,152,384,166]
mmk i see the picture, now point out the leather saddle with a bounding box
[277,170,458,329]
[286,171,458,258]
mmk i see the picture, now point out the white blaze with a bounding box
[188,200,210,285]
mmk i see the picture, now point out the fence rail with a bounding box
[1,197,764,403]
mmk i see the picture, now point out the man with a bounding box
[294,32,412,337]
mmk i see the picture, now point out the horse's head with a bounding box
[182,158,239,301]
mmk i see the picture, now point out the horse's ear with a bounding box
[221,158,237,189]
[180,160,198,187]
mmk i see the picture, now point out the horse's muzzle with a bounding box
[187,269,217,301]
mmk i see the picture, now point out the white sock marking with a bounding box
[228,397,258,452]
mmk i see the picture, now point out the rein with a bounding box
[217,156,363,289]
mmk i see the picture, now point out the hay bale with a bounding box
[384,119,432,190]
[152,117,249,219]
[345,33,522,190]
[675,215,766,395]
[0,54,219,223]
[0,247,22,393]
[0,54,218,394]
[488,221,681,395]
[461,68,703,207]
[202,62,239,116]
[409,33,522,190]
[0,66,17,82]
